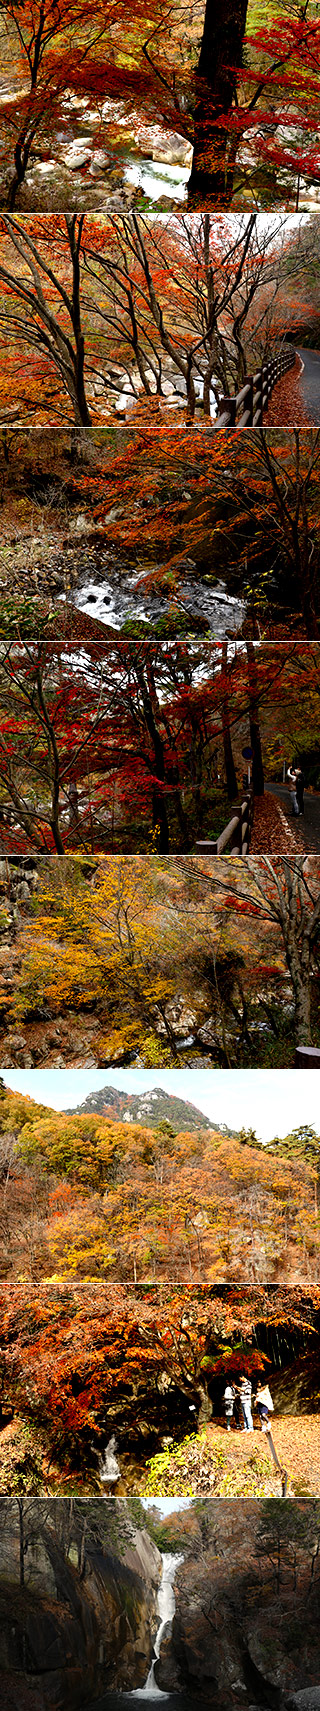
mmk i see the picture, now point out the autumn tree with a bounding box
[0,0,176,208]
[0,214,92,424]
[0,0,319,214]
[186,854,320,1045]
[0,210,301,426]
[1,635,319,852]
[0,1283,319,1468]
[1,423,318,641]
[83,209,291,416]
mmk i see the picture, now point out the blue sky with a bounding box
[2,1067,319,1145]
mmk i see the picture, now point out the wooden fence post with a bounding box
[216,344,297,427]
[294,1047,320,1067]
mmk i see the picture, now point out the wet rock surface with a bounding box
[0,1505,161,1708]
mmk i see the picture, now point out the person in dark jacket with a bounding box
[239,1375,253,1430]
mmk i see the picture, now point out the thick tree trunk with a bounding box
[197,0,249,87]
[188,0,248,208]
[7,130,35,210]
[293,977,311,1046]
[282,914,312,1046]
[136,664,170,852]
[152,788,170,853]
[289,956,311,1046]
[197,1382,213,1425]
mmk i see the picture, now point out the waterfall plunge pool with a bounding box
[83,1555,198,1711]
[84,1697,198,1709]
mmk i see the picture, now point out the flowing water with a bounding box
[124,157,189,203]
[131,1552,184,1699]
[98,1435,121,1491]
[83,1697,195,1709]
[72,560,245,637]
[82,1555,192,1711]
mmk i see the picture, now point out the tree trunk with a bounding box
[246,642,264,795]
[152,788,170,853]
[197,0,248,87]
[18,1500,25,1588]
[221,644,238,799]
[7,137,32,212]
[283,928,312,1046]
[74,336,92,427]
[136,662,170,852]
[293,973,311,1046]
[197,1382,213,1425]
[188,0,248,207]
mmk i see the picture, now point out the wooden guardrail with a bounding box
[195,790,254,855]
[216,346,296,427]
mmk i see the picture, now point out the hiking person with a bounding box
[255,1382,274,1432]
[295,768,305,815]
[239,1375,254,1430]
[286,763,299,816]
[233,1387,241,1430]
[223,1381,235,1430]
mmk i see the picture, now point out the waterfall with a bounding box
[98,1435,120,1489]
[131,1553,184,1700]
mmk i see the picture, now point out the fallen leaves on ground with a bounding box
[265,357,312,426]
[250,789,297,854]
[140,1416,320,1499]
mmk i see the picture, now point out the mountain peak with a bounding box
[64,1084,225,1133]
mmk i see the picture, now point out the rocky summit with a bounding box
[64,1084,223,1133]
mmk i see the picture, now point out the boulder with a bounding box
[286,1695,320,1711]
[89,150,110,176]
[64,145,91,170]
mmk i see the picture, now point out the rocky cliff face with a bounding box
[155,1503,320,1708]
[0,1501,161,1710]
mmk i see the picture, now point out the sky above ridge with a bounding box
[2,1067,319,1145]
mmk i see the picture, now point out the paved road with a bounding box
[269,782,320,852]
[296,348,320,423]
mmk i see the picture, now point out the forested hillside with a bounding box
[0,1080,318,1283]
[65,1083,214,1129]
[1,855,319,1067]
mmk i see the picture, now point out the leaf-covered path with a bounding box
[264,353,313,426]
[250,789,298,854]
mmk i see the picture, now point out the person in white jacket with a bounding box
[286,764,299,816]
[255,1382,274,1431]
[223,1381,235,1430]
